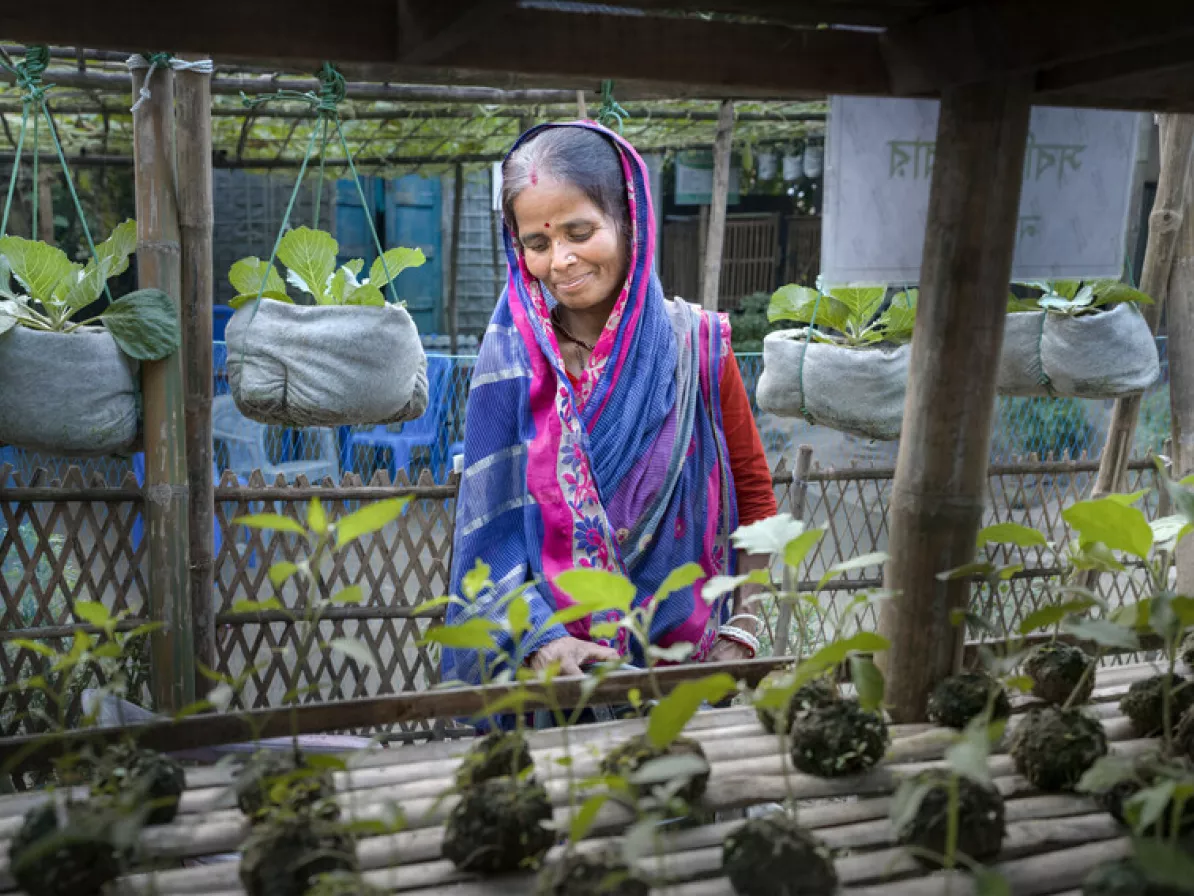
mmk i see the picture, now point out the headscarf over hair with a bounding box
[443,121,737,686]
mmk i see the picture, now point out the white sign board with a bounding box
[821,96,1143,284]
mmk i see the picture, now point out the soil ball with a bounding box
[454,730,534,790]
[754,671,839,734]
[926,672,1011,730]
[9,800,130,896]
[1121,674,1194,738]
[534,848,649,896]
[1010,706,1107,791]
[600,734,710,806]
[1181,632,1194,670]
[722,813,838,896]
[789,699,889,778]
[239,811,356,896]
[1083,857,1184,895]
[442,775,555,873]
[1024,642,1095,706]
[235,750,335,821]
[893,769,1005,865]
[305,870,388,896]
[1177,705,1194,762]
[90,744,186,825]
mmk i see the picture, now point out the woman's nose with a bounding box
[551,240,575,270]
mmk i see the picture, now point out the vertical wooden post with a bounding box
[132,66,194,710]
[774,444,814,656]
[37,170,54,244]
[447,162,464,355]
[1090,115,1194,497]
[1168,144,1194,593]
[877,82,1031,723]
[174,62,216,693]
[576,90,588,120]
[700,99,735,312]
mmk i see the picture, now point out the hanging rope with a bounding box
[596,80,629,133]
[126,53,214,113]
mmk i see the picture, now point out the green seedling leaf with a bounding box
[767,284,819,323]
[819,551,889,589]
[655,563,704,605]
[472,689,537,720]
[570,793,609,843]
[647,673,736,748]
[369,247,426,289]
[507,597,531,638]
[784,527,825,569]
[1133,836,1194,888]
[277,226,337,303]
[233,512,308,536]
[1076,755,1136,795]
[1063,497,1154,559]
[101,289,182,361]
[849,655,885,711]
[1018,598,1097,635]
[1060,617,1139,650]
[229,256,288,299]
[307,498,328,535]
[890,776,934,836]
[1166,476,1194,529]
[937,562,996,581]
[974,869,1012,896]
[1005,674,1034,693]
[173,699,214,720]
[647,642,696,664]
[11,639,56,658]
[231,597,283,614]
[0,235,78,302]
[702,574,749,602]
[343,283,385,307]
[630,753,710,788]
[0,300,20,336]
[554,568,636,614]
[1104,489,1149,506]
[331,585,364,605]
[756,632,890,711]
[731,513,808,557]
[90,219,137,280]
[977,522,1048,549]
[73,600,111,627]
[463,560,492,600]
[229,290,292,310]
[268,562,299,587]
[1111,598,1151,630]
[946,717,996,786]
[1127,780,1177,835]
[420,618,501,650]
[329,637,375,668]
[336,496,412,547]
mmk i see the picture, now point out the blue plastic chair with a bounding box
[343,355,457,480]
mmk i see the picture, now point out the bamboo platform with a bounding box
[0,661,1171,895]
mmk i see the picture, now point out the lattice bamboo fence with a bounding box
[0,453,1164,738]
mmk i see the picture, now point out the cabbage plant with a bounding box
[1008,279,1153,316]
[0,220,180,361]
[229,226,425,309]
[768,280,917,347]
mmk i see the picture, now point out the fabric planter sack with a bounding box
[0,327,139,456]
[225,301,429,428]
[756,329,909,441]
[998,303,1159,398]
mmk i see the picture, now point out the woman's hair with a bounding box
[501,127,630,239]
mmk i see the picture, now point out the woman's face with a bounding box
[511,177,627,312]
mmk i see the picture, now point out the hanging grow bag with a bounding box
[0,327,139,456]
[998,303,1159,398]
[755,329,909,441]
[224,302,429,429]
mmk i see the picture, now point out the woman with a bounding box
[443,121,777,688]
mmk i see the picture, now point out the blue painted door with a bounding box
[334,177,383,270]
[384,175,442,334]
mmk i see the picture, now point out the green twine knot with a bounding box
[314,63,346,116]
[2,45,51,101]
[596,80,629,133]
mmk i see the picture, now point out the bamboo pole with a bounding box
[774,444,813,656]
[36,170,53,243]
[576,89,589,119]
[1169,141,1194,593]
[1090,114,1194,497]
[132,66,194,710]
[878,80,1032,723]
[174,61,216,693]
[447,161,463,354]
[700,99,735,312]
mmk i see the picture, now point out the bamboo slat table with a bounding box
[0,661,1168,895]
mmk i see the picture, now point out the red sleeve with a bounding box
[720,349,778,526]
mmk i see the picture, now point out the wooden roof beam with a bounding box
[397,0,515,65]
[881,1,1194,96]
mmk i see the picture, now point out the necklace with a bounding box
[550,307,598,353]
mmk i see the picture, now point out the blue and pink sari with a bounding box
[442,122,738,686]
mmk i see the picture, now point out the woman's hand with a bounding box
[528,636,619,675]
[706,636,753,664]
